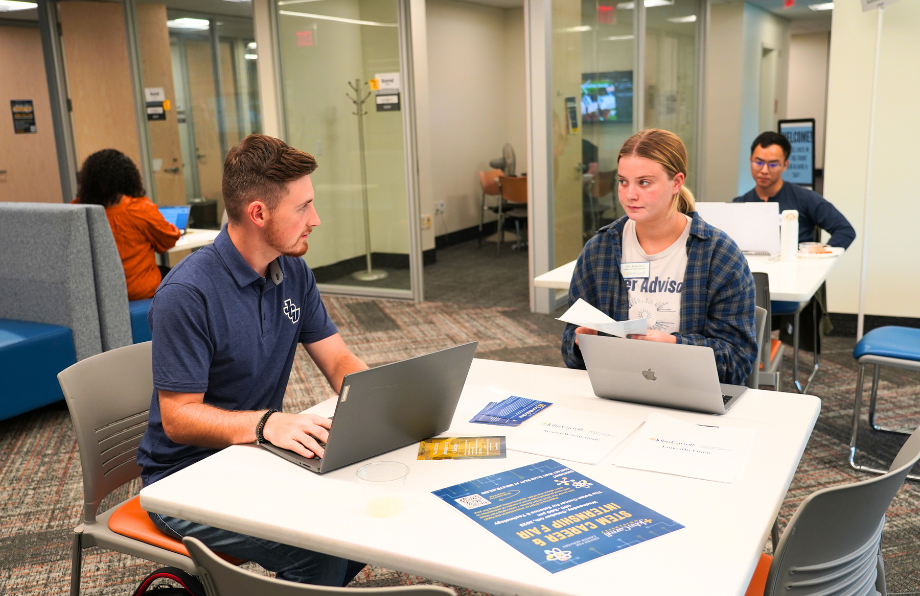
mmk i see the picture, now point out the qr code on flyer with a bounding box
[454,494,492,510]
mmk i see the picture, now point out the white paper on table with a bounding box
[557,299,648,337]
[507,406,644,465]
[613,412,757,483]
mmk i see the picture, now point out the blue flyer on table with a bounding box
[470,396,552,426]
[432,459,684,573]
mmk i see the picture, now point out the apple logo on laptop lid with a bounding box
[642,368,657,381]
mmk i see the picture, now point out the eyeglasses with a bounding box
[751,159,783,170]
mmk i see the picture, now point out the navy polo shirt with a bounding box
[733,182,856,249]
[137,228,337,486]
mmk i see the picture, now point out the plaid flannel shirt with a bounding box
[561,213,757,386]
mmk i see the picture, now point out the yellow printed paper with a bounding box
[418,436,506,460]
[369,78,380,90]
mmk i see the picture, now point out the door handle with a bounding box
[164,167,180,174]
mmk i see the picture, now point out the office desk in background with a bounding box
[141,359,820,596]
[534,253,842,303]
[158,228,221,268]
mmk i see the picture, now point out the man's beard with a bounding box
[265,218,310,258]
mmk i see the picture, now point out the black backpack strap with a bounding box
[132,566,205,596]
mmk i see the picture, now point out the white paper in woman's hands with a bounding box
[558,299,648,337]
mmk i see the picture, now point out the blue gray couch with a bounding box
[0,203,134,421]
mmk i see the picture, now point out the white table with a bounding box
[169,228,221,253]
[158,228,221,267]
[141,359,820,596]
[533,255,841,302]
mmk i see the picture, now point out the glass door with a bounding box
[134,0,262,227]
[548,0,701,266]
[275,0,416,298]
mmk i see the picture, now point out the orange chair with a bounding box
[497,175,528,254]
[58,342,241,596]
[477,169,505,247]
[753,272,785,391]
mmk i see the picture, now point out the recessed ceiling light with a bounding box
[167,18,210,30]
[244,53,258,60]
[667,15,697,23]
[562,25,592,32]
[0,1,37,12]
[617,0,674,9]
[279,10,396,27]
[603,35,634,41]
[247,42,257,49]
[808,2,834,9]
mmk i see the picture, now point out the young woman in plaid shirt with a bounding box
[562,129,758,386]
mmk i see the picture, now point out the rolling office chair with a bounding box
[496,175,528,254]
[744,425,920,596]
[477,169,506,248]
[746,306,767,390]
[58,342,241,596]
[183,537,457,596]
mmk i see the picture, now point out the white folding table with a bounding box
[141,359,820,596]
[158,228,221,267]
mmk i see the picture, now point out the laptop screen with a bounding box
[158,206,191,234]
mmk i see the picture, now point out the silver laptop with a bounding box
[694,202,780,255]
[578,334,747,414]
[260,342,478,473]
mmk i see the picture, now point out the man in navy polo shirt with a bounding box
[137,134,367,586]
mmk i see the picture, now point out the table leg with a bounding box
[794,299,821,394]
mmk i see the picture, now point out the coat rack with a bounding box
[347,79,388,282]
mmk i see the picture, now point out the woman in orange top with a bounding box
[74,149,181,300]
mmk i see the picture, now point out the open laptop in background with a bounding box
[261,342,478,474]
[158,206,191,236]
[694,202,779,256]
[578,334,747,415]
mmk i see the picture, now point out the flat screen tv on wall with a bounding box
[581,71,633,123]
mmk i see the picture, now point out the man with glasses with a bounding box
[732,131,855,354]
[733,131,855,248]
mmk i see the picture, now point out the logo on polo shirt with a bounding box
[283,299,300,324]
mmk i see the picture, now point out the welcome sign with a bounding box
[779,119,815,187]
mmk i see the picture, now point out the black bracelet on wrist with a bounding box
[256,409,277,445]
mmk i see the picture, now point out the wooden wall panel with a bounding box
[137,3,185,205]
[0,25,63,203]
[59,1,140,169]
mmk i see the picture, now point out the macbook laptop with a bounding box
[694,202,780,255]
[261,342,478,473]
[578,334,747,414]
[158,206,191,235]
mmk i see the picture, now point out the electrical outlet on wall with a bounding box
[435,201,446,215]
[421,214,432,229]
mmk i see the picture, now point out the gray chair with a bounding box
[81,203,134,351]
[58,342,199,596]
[752,272,785,391]
[183,536,457,596]
[747,425,920,596]
[747,306,767,390]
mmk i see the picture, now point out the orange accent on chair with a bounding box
[761,339,784,371]
[478,169,503,196]
[744,553,772,596]
[109,497,245,565]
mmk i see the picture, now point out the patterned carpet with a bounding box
[0,294,918,595]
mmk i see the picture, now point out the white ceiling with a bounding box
[453,0,524,9]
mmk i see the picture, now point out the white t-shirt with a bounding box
[622,215,692,334]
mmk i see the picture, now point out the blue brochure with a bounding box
[470,396,552,427]
[432,459,684,573]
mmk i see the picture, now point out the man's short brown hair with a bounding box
[222,134,317,223]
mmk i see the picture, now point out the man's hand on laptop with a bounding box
[263,413,332,459]
[574,327,598,345]
[629,330,677,343]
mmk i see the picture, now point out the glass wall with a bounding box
[275,0,413,295]
[550,0,701,267]
[135,0,262,227]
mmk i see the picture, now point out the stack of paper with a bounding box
[557,299,648,337]
[470,396,552,427]
[613,413,757,483]
[507,406,644,465]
